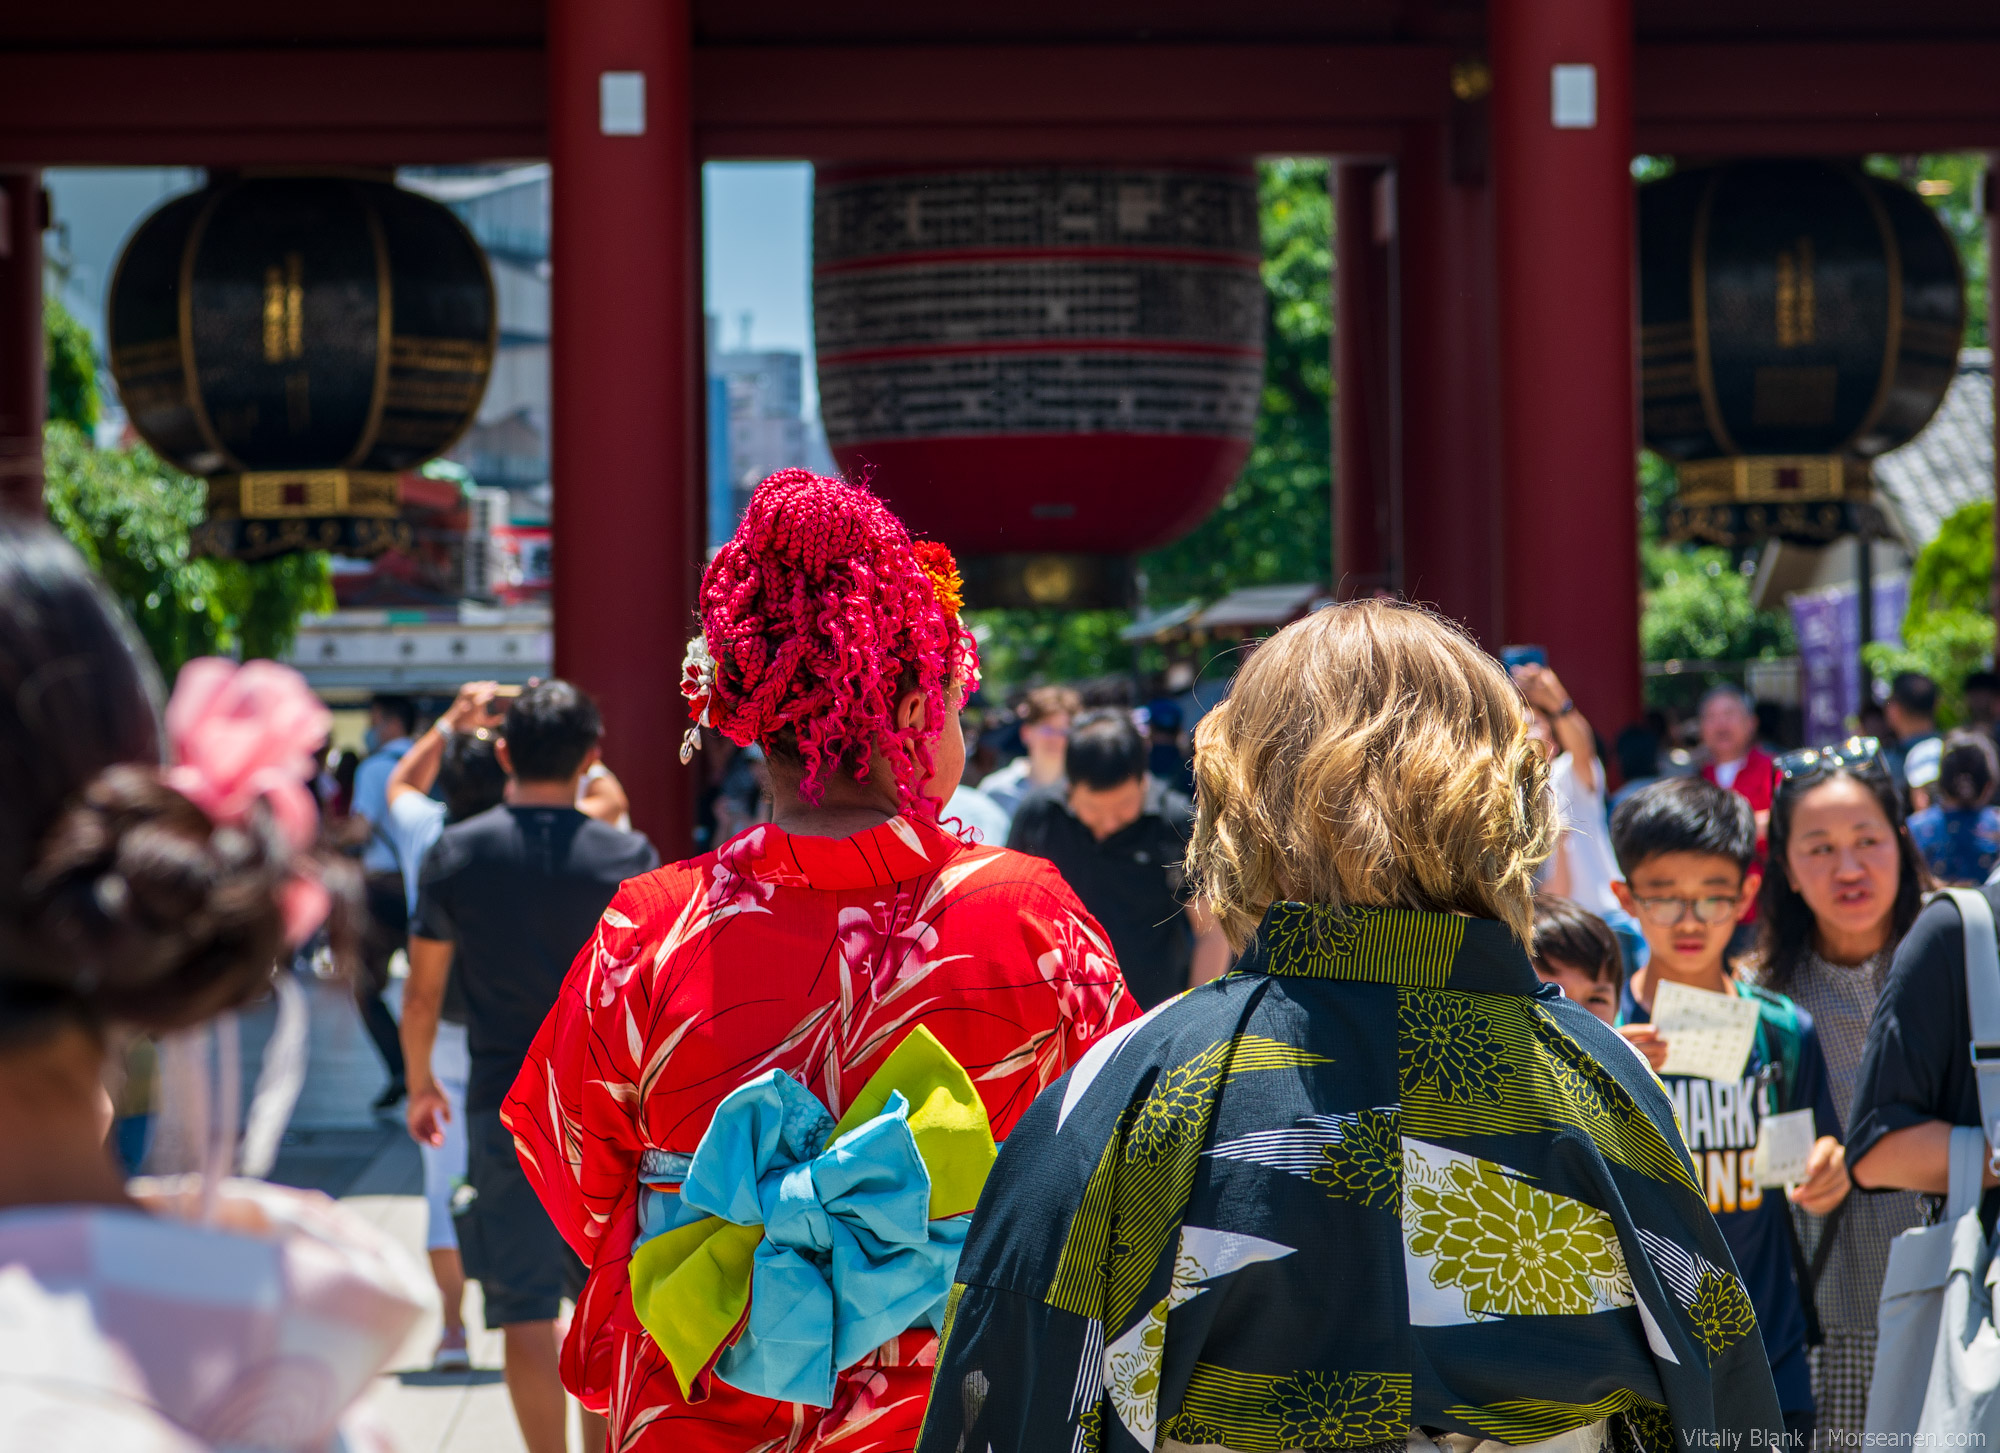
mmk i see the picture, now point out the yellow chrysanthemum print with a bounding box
[1265,902,1373,975]
[1405,1153,1631,1317]
[1531,1012,1639,1128]
[1264,1370,1412,1448]
[1621,1400,1676,1453]
[1127,1042,1231,1166]
[1399,991,1512,1103]
[1690,1267,1758,1357]
[1160,1411,1229,1446]
[1311,1108,1402,1213]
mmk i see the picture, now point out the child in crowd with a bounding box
[1530,892,1622,1024]
[1608,777,1849,1447]
[1906,729,2000,885]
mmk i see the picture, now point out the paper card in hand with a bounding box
[1651,978,1761,1082]
[1750,1108,1816,1188]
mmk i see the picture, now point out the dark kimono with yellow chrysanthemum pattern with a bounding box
[917,904,1781,1453]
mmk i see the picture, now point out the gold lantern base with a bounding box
[1664,455,1886,547]
[193,470,411,561]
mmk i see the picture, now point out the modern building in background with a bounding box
[401,164,552,527]
[707,312,835,541]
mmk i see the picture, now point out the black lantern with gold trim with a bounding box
[1640,159,1962,546]
[108,173,495,560]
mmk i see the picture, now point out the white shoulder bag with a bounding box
[1866,887,2000,1438]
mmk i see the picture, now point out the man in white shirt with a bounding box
[979,684,1081,819]
[1517,662,1624,920]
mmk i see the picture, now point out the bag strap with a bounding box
[1783,1207,1830,1347]
[1936,886,2000,1215]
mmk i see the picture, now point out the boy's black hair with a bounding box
[1065,708,1147,791]
[501,679,603,783]
[370,693,417,735]
[1613,723,1660,785]
[1608,775,1756,878]
[1890,671,1939,718]
[1531,893,1624,992]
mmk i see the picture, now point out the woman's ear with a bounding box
[895,689,928,735]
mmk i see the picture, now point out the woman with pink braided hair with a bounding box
[506,470,1136,1453]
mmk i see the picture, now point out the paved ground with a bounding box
[254,975,596,1452]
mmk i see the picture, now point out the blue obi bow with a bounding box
[629,1028,995,1409]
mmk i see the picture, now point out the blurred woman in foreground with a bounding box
[0,522,426,1450]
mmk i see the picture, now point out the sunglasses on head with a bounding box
[1773,736,1886,784]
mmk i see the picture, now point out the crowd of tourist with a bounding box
[9,470,2000,1450]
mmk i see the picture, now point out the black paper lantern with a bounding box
[1639,160,1962,545]
[109,174,495,559]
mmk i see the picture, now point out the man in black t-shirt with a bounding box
[1007,708,1229,1009]
[404,680,657,1453]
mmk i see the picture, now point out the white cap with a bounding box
[1905,736,1943,790]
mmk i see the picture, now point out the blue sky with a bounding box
[704,162,815,413]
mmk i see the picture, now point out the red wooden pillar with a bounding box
[1491,0,1641,730]
[1334,162,1396,597]
[0,170,42,516]
[1397,120,1502,647]
[548,0,697,857]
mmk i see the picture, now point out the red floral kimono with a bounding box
[504,815,1136,1452]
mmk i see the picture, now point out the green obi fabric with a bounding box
[917,903,1783,1453]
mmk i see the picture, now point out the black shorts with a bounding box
[458,1108,585,1328]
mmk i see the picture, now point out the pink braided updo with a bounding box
[695,469,977,816]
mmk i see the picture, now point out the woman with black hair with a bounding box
[1750,737,1931,1447]
[1906,729,2000,886]
[0,521,427,1449]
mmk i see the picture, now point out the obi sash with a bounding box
[627,1025,997,1408]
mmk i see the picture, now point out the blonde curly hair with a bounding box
[1188,599,1557,949]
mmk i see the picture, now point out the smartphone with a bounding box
[491,684,524,699]
[1500,645,1547,671]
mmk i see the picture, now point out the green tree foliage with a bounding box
[1862,500,1997,727]
[1864,153,1988,350]
[44,295,98,431]
[42,421,333,679]
[1140,158,1332,605]
[1639,540,1796,713]
[972,160,1334,692]
[966,611,1135,693]
[1905,498,1992,618]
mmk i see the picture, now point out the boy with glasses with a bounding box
[1608,776,1849,1448]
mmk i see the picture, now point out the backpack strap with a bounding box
[1936,887,2000,1179]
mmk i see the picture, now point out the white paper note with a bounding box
[1750,1108,1817,1188]
[1651,979,1761,1082]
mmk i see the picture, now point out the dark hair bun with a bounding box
[9,765,314,1031]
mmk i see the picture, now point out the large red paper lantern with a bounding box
[813,167,1265,569]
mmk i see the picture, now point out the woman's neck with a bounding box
[768,762,902,840]
[0,1025,130,1212]
[1813,916,1893,967]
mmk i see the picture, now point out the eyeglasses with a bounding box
[1628,895,1744,928]
[1774,736,1886,784]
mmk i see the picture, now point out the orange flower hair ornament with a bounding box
[913,541,966,620]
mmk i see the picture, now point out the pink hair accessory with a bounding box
[163,657,333,942]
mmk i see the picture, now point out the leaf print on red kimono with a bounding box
[704,825,782,912]
[591,905,649,1010]
[982,909,1129,1091]
[835,892,967,1006]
